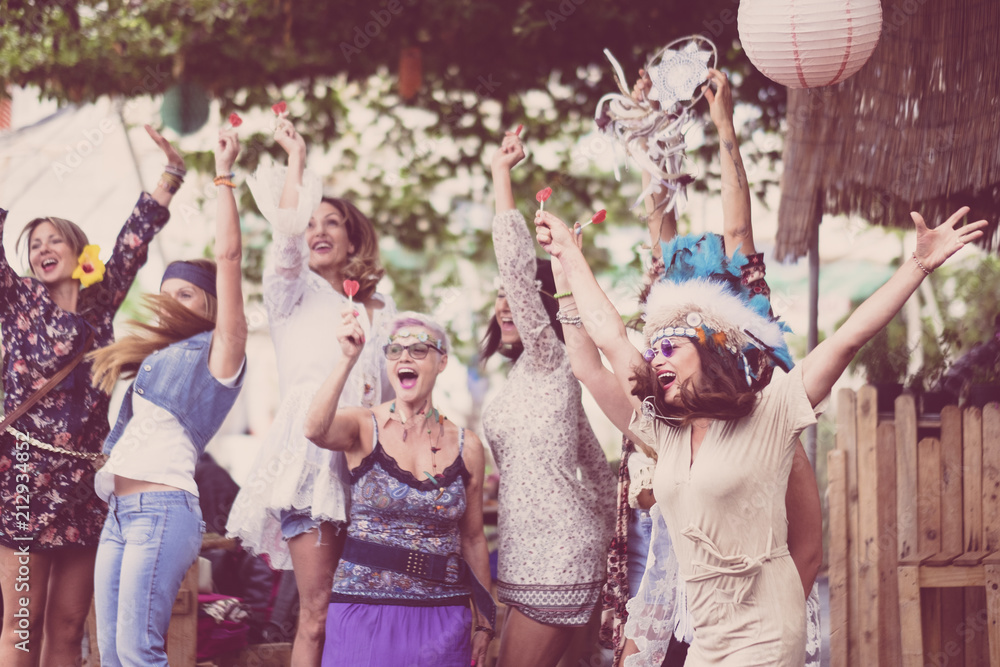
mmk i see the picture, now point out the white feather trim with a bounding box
[643,279,787,353]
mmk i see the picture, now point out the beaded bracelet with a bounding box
[158,172,183,194]
[213,175,236,188]
[556,310,583,328]
[164,164,188,178]
[474,625,495,641]
[911,252,932,275]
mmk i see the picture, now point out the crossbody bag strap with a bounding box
[0,330,96,432]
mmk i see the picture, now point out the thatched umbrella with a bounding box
[775,0,1000,262]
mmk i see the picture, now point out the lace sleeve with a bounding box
[492,208,561,368]
[0,208,32,305]
[249,159,323,322]
[246,159,322,237]
[623,503,690,667]
[626,448,656,509]
[99,193,171,313]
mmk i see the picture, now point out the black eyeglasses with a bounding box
[383,342,443,360]
[643,338,678,362]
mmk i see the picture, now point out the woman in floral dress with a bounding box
[482,130,616,667]
[0,125,182,666]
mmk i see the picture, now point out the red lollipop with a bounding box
[343,279,360,301]
[536,187,553,211]
[575,209,607,235]
[272,100,287,115]
[228,112,243,128]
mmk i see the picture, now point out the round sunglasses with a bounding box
[383,342,443,360]
[643,337,679,362]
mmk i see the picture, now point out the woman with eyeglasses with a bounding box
[303,310,495,667]
[482,130,616,667]
[225,116,395,665]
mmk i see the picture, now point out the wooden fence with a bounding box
[828,387,1000,667]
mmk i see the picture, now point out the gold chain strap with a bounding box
[6,426,106,463]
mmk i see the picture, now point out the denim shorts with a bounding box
[279,507,321,541]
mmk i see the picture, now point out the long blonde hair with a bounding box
[89,294,216,394]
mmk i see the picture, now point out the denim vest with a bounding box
[103,330,245,456]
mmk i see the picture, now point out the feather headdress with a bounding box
[644,234,793,391]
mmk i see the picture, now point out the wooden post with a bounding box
[897,394,919,563]
[837,387,861,665]
[877,421,902,666]
[856,385,881,664]
[829,449,849,667]
[899,565,923,667]
[984,404,1000,552]
[941,406,966,665]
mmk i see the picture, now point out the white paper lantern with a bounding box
[738,0,882,89]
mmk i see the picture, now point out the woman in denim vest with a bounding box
[88,129,248,667]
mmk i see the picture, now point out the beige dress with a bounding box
[630,365,824,666]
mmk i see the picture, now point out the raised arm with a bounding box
[145,124,187,210]
[490,132,561,360]
[704,69,754,257]
[535,210,645,414]
[550,221,645,441]
[207,130,248,380]
[801,207,988,406]
[302,307,368,452]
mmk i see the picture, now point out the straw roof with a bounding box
[775,0,1000,261]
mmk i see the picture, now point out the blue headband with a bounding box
[161,262,216,298]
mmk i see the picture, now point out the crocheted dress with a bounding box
[0,194,170,550]
[481,209,616,626]
[226,163,395,569]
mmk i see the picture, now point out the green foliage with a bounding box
[0,0,788,359]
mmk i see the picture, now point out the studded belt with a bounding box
[341,535,496,628]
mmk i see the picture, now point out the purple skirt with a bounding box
[322,602,472,667]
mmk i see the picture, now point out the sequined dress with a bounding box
[481,209,616,626]
[0,194,170,550]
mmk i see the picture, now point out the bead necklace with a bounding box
[386,400,448,492]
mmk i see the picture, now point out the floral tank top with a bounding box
[330,421,472,607]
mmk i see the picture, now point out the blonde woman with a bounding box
[89,129,247,666]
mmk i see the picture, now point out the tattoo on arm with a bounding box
[723,139,745,191]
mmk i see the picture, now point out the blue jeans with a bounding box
[94,490,204,667]
[627,507,653,596]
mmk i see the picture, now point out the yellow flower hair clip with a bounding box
[72,245,105,288]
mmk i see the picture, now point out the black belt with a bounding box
[341,535,496,628]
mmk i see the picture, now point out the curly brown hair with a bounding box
[320,197,385,302]
[629,341,758,425]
